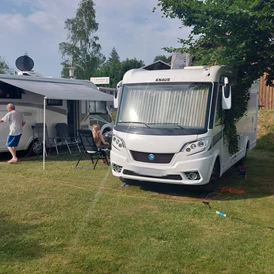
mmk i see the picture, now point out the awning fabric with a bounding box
[0,76,113,101]
[0,74,114,171]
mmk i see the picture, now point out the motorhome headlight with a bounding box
[112,135,126,150]
[198,140,205,147]
[181,139,209,155]
[190,144,197,149]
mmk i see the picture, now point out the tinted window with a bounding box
[47,99,63,106]
[0,82,23,99]
[215,85,223,126]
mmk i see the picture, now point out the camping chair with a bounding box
[34,123,60,156]
[75,129,109,170]
[55,123,81,154]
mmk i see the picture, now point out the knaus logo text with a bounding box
[23,111,34,117]
[155,78,170,82]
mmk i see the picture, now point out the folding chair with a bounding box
[75,129,109,170]
[34,123,60,156]
[55,123,81,154]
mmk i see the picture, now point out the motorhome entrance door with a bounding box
[67,100,79,137]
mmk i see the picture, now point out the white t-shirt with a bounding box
[2,110,24,136]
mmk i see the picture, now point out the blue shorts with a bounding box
[6,135,22,147]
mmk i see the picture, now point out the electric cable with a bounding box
[202,200,274,231]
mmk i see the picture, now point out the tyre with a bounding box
[202,159,220,192]
[103,130,113,145]
[102,128,111,134]
[238,143,249,165]
[210,159,220,181]
[27,139,42,156]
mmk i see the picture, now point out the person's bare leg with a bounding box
[7,147,18,162]
[12,147,18,161]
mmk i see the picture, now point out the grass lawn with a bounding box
[0,150,274,274]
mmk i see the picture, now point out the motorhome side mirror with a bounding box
[113,88,118,109]
[114,80,122,109]
[222,77,231,110]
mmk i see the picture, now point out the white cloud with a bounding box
[0,13,26,32]
[0,0,189,77]
[0,0,78,77]
[95,0,189,63]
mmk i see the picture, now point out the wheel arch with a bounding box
[207,153,221,184]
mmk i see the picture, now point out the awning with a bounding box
[0,74,114,170]
[0,76,113,101]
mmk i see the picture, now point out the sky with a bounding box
[0,0,190,78]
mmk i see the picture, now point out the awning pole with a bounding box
[43,96,46,170]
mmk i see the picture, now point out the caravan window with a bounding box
[0,82,22,99]
[47,99,63,106]
[90,101,107,114]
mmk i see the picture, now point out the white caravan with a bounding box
[111,66,258,187]
[79,100,113,134]
[0,74,113,154]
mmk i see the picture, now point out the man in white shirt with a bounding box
[0,103,26,163]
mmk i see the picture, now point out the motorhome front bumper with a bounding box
[111,150,215,186]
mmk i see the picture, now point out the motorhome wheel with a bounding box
[203,159,220,192]
[29,139,42,156]
[210,159,220,181]
[239,142,249,165]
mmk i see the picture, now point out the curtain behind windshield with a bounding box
[119,83,209,128]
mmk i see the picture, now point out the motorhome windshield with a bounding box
[117,82,211,133]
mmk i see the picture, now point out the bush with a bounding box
[256,109,274,151]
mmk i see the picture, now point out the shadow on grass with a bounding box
[0,151,31,162]
[123,178,228,200]
[0,213,65,264]
[121,151,274,201]
[0,148,81,163]
[256,132,274,152]
[19,153,111,171]
[0,213,42,263]
[2,148,274,201]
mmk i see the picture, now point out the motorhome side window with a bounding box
[219,76,225,85]
[90,101,107,114]
[47,99,63,106]
[0,82,22,99]
[215,85,223,127]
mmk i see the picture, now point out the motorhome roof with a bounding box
[0,74,113,101]
[122,65,231,84]
[0,73,97,86]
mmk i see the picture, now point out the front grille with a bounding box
[130,150,174,164]
[123,169,182,181]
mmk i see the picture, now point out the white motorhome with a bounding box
[0,73,113,154]
[80,100,113,134]
[111,66,258,188]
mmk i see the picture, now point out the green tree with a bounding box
[95,48,121,87]
[120,58,145,79]
[0,57,13,74]
[157,0,274,153]
[59,0,104,79]
[95,48,145,87]
[153,55,171,63]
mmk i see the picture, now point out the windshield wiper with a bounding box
[118,121,151,128]
[174,124,185,129]
[147,123,184,129]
